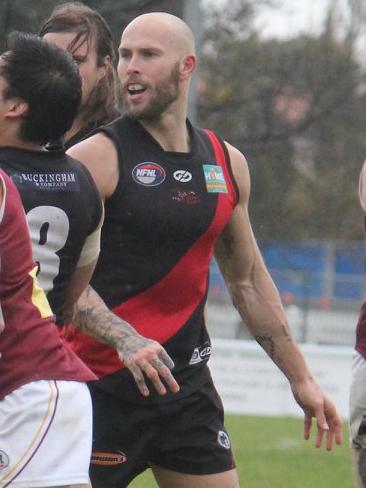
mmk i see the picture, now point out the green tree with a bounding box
[0,0,184,51]
[198,0,366,242]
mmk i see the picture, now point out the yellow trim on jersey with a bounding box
[29,266,53,319]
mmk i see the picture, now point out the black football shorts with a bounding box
[89,378,236,487]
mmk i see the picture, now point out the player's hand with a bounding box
[116,334,180,397]
[291,378,343,450]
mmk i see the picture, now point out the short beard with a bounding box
[125,61,180,122]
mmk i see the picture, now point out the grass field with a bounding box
[129,415,354,488]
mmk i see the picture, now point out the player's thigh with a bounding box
[89,385,158,488]
[350,352,366,488]
[0,380,92,488]
[350,352,366,449]
[353,449,366,488]
[150,380,235,476]
[152,465,240,488]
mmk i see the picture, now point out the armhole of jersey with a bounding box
[204,129,240,206]
[0,173,7,225]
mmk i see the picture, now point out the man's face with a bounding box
[42,31,106,108]
[117,26,182,120]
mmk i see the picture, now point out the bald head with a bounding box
[122,12,195,57]
[118,12,196,121]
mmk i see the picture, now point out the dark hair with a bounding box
[1,31,81,144]
[39,2,119,125]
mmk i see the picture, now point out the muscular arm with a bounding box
[214,143,342,449]
[63,211,103,323]
[66,136,179,396]
[62,259,98,324]
[73,284,179,396]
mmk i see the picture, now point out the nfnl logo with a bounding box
[132,162,166,186]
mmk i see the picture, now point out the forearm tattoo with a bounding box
[255,335,275,359]
[74,286,139,350]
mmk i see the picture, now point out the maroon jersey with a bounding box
[64,116,239,404]
[0,169,95,400]
[355,215,366,357]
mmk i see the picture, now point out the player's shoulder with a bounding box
[68,131,116,161]
[224,141,250,179]
[65,152,98,190]
[67,132,119,201]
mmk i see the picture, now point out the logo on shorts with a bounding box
[189,343,211,365]
[91,451,127,466]
[132,162,166,186]
[217,430,231,450]
[0,450,9,470]
[173,170,192,183]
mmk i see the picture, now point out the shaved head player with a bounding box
[66,12,343,488]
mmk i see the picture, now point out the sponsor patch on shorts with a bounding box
[189,343,212,365]
[0,450,10,470]
[91,451,127,466]
[203,164,228,193]
[217,430,231,450]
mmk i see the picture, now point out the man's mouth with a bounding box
[127,83,146,95]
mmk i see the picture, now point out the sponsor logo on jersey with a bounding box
[171,189,201,205]
[217,430,231,450]
[91,451,127,466]
[10,171,80,191]
[132,162,166,186]
[173,169,192,183]
[203,164,228,193]
[0,450,9,470]
[189,342,211,365]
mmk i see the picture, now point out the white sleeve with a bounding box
[76,205,104,267]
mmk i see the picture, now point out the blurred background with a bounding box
[4,1,363,484]
[2,0,364,347]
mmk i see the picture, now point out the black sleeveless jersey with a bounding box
[67,115,239,403]
[0,147,103,325]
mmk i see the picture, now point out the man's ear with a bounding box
[5,98,28,119]
[180,54,196,81]
[97,54,111,81]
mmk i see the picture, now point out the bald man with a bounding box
[66,12,342,488]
